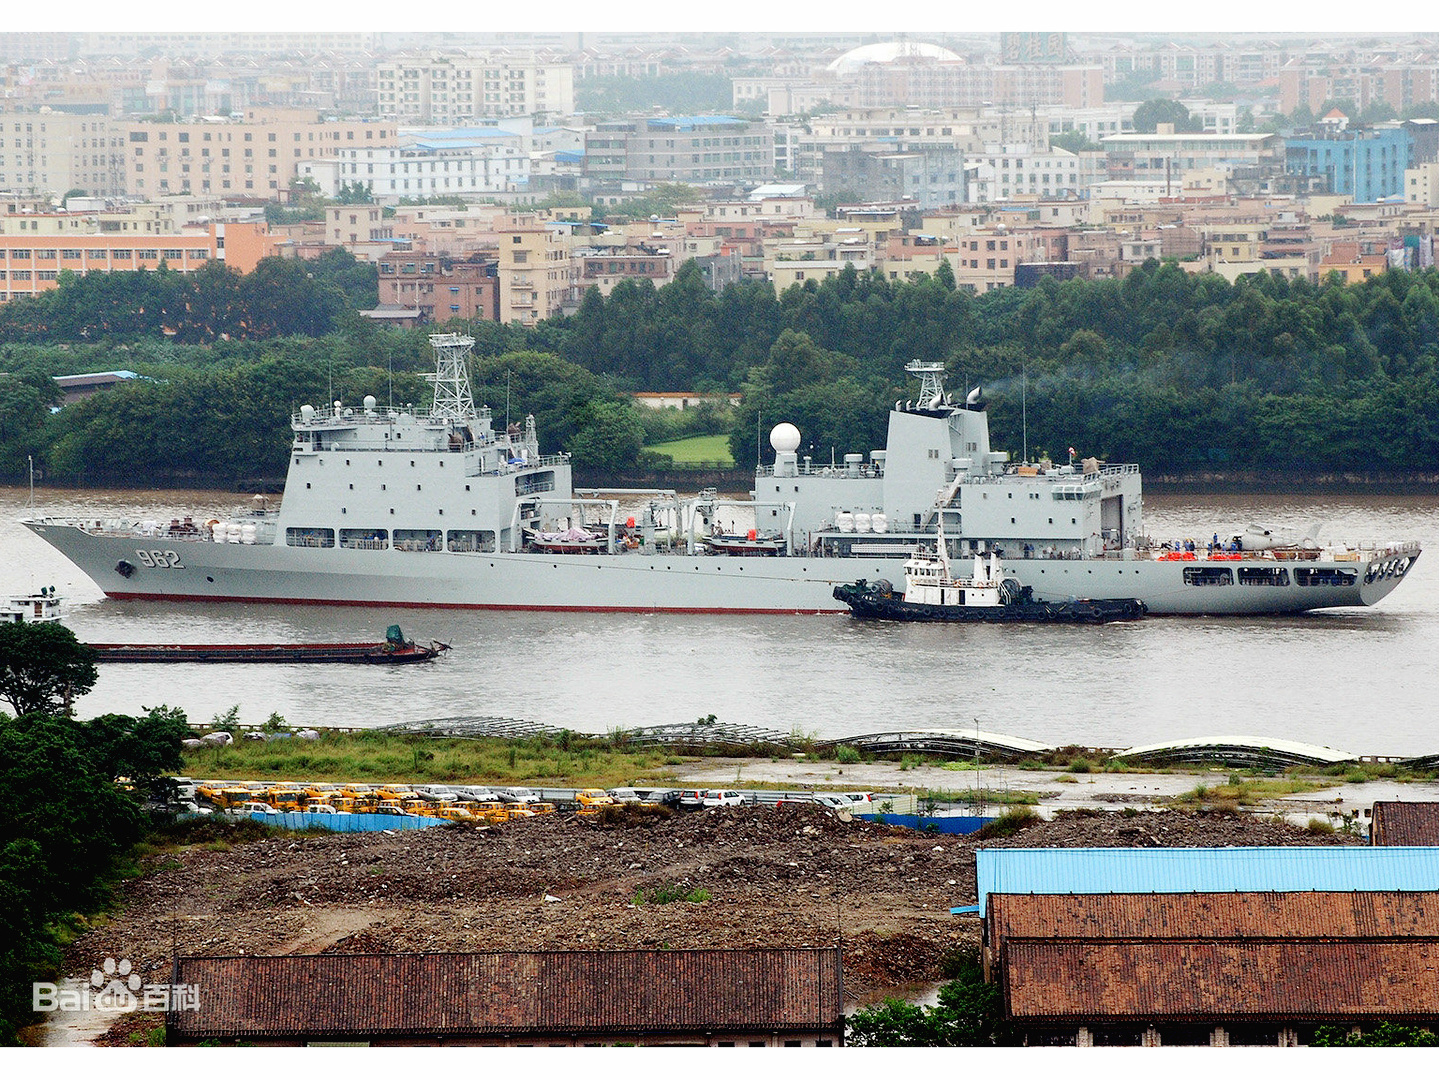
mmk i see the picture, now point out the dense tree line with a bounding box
[0,258,1433,484]
[0,249,377,344]
[0,624,189,1043]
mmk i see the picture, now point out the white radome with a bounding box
[770,423,801,453]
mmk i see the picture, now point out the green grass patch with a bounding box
[645,433,734,465]
[635,883,711,905]
[951,788,1043,806]
[1169,776,1332,809]
[183,730,691,788]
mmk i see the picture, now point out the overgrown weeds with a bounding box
[634,883,711,905]
[972,807,1041,839]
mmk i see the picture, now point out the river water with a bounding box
[3,486,1436,758]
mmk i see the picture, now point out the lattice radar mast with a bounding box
[905,359,950,409]
[425,332,477,422]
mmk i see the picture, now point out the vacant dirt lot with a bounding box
[65,804,1355,1021]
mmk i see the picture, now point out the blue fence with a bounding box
[859,813,994,835]
[248,810,447,832]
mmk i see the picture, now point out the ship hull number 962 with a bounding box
[134,549,185,569]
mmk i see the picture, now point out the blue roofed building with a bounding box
[973,845,1440,915]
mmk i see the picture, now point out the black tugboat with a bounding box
[833,542,1145,625]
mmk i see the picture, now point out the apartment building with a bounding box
[1280,61,1439,116]
[298,131,529,201]
[496,214,576,326]
[0,221,275,302]
[1199,222,1311,282]
[325,205,392,248]
[376,54,574,122]
[376,254,498,323]
[782,108,997,184]
[851,60,1103,111]
[123,110,398,199]
[575,244,677,297]
[1102,132,1285,186]
[947,227,1047,293]
[1284,126,1411,204]
[0,109,126,198]
[822,146,966,209]
[967,145,1099,202]
[1093,42,1287,90]
[1405,161,1439,207]
[592,116,772,184]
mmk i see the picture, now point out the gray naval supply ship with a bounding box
[23,333,1422,616]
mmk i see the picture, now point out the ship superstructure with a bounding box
[22,339,1422,615]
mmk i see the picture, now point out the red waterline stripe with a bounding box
[103,591,842,616]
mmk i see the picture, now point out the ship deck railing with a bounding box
[755,462,884,479]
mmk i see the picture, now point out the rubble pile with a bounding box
[69,807,1356,1012]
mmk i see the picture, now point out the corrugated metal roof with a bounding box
[1003,938,1439,1022]
[987,890,1439,942]
[1115,735,1356,766]
[976,846,1440,914]
[172,948,843,1040]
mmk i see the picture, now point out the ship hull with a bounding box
[24,521,1420,616]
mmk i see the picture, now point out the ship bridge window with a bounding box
[393,529,442,552]
[286,527,334,549]
[1238,566,1289,587]
[340,529,388,550]
[516,471,556,496]
[1183,566,1233,587]
[448,530,496,553]
[1296,567,1357,587]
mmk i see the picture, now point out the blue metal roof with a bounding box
[647,115,744,131]
[975,846,1440,914]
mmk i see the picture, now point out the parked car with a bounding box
[676,789,708,811]
[497,787,540,804]
[231,801,276,815]
[575,788,616,808]
[701,789,745,808]
[836,792,876,809]
[643,789,682,808]
[607,788,643,803]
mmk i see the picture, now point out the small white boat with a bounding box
[1,587,63,624]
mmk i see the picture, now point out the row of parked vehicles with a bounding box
[178,779,876,824]
[191,780,560,824]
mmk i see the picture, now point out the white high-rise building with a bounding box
[376,55,574,122]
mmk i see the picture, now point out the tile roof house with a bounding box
[1371,802,1440,847]
[983,891,1438,1046]
[168,948,845,1046]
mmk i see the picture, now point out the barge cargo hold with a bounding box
[88,624,446,664]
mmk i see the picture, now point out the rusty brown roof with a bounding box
[987,890,1439,944]
[1002,938,1439,1022]
[1372,802,1439,847]
[172,948,843,1039]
